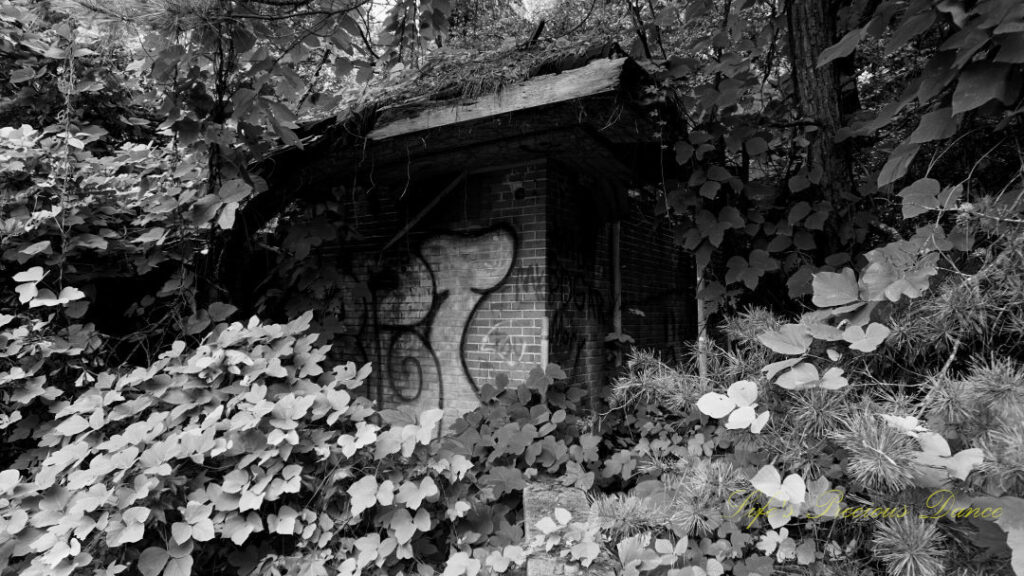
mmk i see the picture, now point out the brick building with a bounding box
[237,51,697,422]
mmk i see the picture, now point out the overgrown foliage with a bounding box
[4,0,1024,575]
[556,190,1024,576]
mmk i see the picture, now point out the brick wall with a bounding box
[324,161,550,422]
[620,204,694,365]
[543,162,695,407]
[545,163,614,406]
[313,157,693,421]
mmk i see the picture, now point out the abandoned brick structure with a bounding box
[234,50,697,423]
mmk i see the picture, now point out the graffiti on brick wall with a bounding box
[482,320,527,369]
[336,226,517,415]
[505,259,610,375]
[548,262,609,376]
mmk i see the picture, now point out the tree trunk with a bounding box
[786,0,862,259]
[787,0,856,205]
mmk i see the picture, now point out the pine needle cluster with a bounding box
[872,516,946,576]
[830,410,920,493]
[591,457,743,540]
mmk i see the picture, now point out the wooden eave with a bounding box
[366,57,635,141]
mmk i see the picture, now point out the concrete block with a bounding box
[522,477,615,576]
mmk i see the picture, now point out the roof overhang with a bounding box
[367,57,633,141]
[244,55,673,237]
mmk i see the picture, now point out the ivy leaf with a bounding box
[726,250,778,289]
[479,466,525,496]
[15,281,37,304]
[12,266,45,283]
[391,510,415,543]
[171,522,192,544]
[804,477,838,519]
[842,322,891,352]
[30,286,85,308]
[878,143,920,187]
[56,414,90,436]
[767,505,796,529]
[218,179,253,203]
[164,555,193,576]
[274,505,298,535]
[915,446,984,482]
[69,233,108,250]
[944,448,984,480]
[811,268,859,307]
[728,380,758,407]
[819,367,849,390]
[19,240,51,256]
[884,11,936,55]
[695,209,740,246]
[696,381,761,416]
[697,392,734,419]
[996,35,1024,63]
[795,540,816,565]
[0,470,20,493]
[763,357,802,380]
[751,465,806,505]
[937,184,963,210]
[535,516,559,534]
[789,174,811,192]
[569,541,601,566]
[745,137,769,156]
[217,202,238,230]
[909,108,956,144]
[859,244,939,302]
[190,517,215,541]
[675,141,694,164]
[952,62,1012,115]
[347,476,378,517]
[699,180,721,199]
[726,407,770,433]
[208,302,237,322]
[222,470,248,494]
[138,547,169,576]
[757,529,787,555]
[818,27,864,66]
[485,549,511,573]
[758,324,812,355]
[395,476,438,509]
[442,551,481,576]
[805,207,830,230]
[898,178,941,218]
[775,363,819,390]
[788,202,812,225]
[134,227,166,244]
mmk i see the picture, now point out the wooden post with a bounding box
[696,270,708,383]
[611,220,623,368]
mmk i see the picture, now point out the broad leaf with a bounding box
[842,322,891,352]
[898,177,941,218]
[878,143,920,187]
[818,27,864,67]
[775,363,819,390]
[750,465,805,505]
[811,268,859,308]
[952,62,1012,115]
[909,108,956,144]
[138,548,169,576]
[758,324,812,355]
